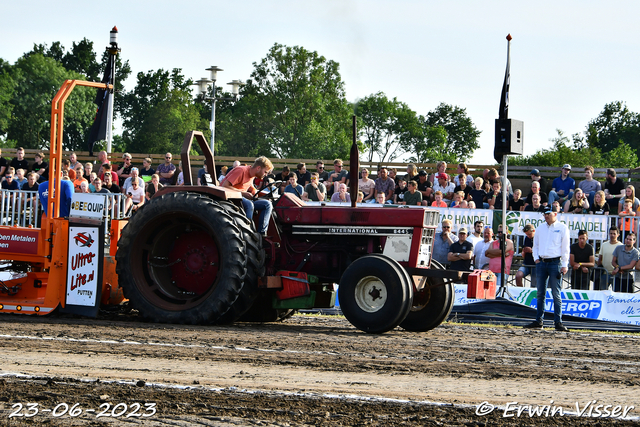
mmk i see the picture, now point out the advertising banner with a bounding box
[430,207,493,233]
[502,211,609,240]
[66,225,102,312]
[0,228,39,254]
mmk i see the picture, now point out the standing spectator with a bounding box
[316,161,329,183]
[0,148,8,177]
[516,224,536,287]
[433,219,458,266]
[604,168,625,214]
[31,152,48,183]
[579,165,602,207]
[596,227,622,290]
[331,183,351,203]
[399,180,422,206]
[486,231,515,288]
[473,226,493,269]
[393,178,409,204]
[526,206,570,331]
[612,233,639,293]
[284,174,304,198]
[117,153,133,186]
[448,227,474,271]
[618,185,640,212]
[140,157,155,182]
[548,164,575,207]
[358,168,376,202]
[569,230,595,290]
[589,190,610,215]
[529,169,548,194]
[467,221,484,249]
[469,177,488,209]
[10,147,29,174]
[145,174,163,200]
[157,153,176,185]
[326,159,348,195]
[432,173,454,203]
[509,189,525,212]
[454,173,472,200]
[454,163,474,187]
[563,188,590,214]
[416,170,432,203]
[373,167,395,203]
[524,181,548,209]
[430,191,447,207]
[68,152,79,171]
[524,194,545,212]
[295,163,311,187]
[301,173,326,202]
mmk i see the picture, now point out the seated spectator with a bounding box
[301,173,326,201]
[459,200,469,208]
[551,200,562,213]
[432,173,454,203]
[570,229,594,290]
[80,181,90,193]
[122,168,145,194]
[469,177,488,209]
[88,172,98,192]
[15,168,27,189]
[524,181,548,209]
[117,153,133,186]
[315,161,329,183]
[218,165,228,183]
[563,188,589,214]
[524,193,545,212]
[454,163,475,187]
[68,152,80,171]
[450,191,465,208]
[618,199,637,235]
[604,168,625,214]
[416,170,432,202]
[176,161,184,185]
[284,174,304,198]
[429,161,447,184]
[10,147,29,175]
[388,168,398,186]
[31,152,48,183]
[124,179,145,214]
[393,177,408,204]
[331,183,351,203]
[84,162,93,181]
[618,184,640,212]
[487,168,513,195]
[326,159,348,195]
[488,180,505,210]
[448,227,474,271]
[295,162,311,187]
[596,226,622,290]
[95,151,110,177]
[1,170,19,190]
[68,169,76,181]
[467,200,476,209]
[146,174,163,200]
[356,191,364,203]
[100,163,118,184]
[454,173,472,200]
[373,167,395,203]
[103,173,120,194]
[93,177,110,194]
[548,164,575,206]
[73,164,87,192]
[509,189,525,211]
[431,191,447,207]
[157,152,176,185]
[516,224,536,287]
[22,172,39,192]
[61,159,70,175]
[274,166,292,194]
[399,180,422,206]
[529,168,548,194]
[375,192,386,204]
[579,165,601,207]
[433,219,458,266]
[140,157,155,182]
[403,163,418,183]
[358,168,376,202]
[589,190,610,215]
[612,232,638,293]
[486,231,514,288]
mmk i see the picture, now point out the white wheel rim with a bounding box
[354,276,388,313]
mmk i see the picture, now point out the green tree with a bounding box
[424,103,481,162]
[0,59,16,136]
[406,124,452,164]
[216,43,353,159]
[120,68,205,154]
[355,92,423,163]
[586,101,640,156]
[6,54,96,150]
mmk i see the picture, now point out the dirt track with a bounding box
[0,312,638,426]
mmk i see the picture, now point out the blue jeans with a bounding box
[535,260,563,324]
[548,190,574,206]
[241,197,273,234]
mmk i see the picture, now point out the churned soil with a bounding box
[0,312,638,426]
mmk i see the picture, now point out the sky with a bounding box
[2,0,640,165]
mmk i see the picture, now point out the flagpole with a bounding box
[106,27,118,153]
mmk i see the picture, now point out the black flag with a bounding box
[498,34,512,120]
[87,52,115,156]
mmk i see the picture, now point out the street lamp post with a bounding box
[194,66,243,153]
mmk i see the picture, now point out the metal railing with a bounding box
[0,189,41,227]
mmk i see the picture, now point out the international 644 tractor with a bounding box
[0,80,495,333]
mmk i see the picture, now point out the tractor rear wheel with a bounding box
[339,255,412,334]
[116,192,246,324]
[400,260,455,332]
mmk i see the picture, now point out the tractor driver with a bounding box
[220,156,274,236]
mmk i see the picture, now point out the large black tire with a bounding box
[339,255,412,334]
[115,192,247,324]
[400,260,455,332]
[216,201,266,324]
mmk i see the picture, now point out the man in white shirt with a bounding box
[596,226,623,290]
[467,221,484,249]
[473,226,494,270]
[525,206,571,331]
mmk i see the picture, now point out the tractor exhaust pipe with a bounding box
[349,115,359,208]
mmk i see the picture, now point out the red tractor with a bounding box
[115,130,495,333]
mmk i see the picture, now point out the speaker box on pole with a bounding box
[494,119,524,157]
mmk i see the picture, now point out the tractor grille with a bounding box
[423,209,440,227]
[418,227,435,267]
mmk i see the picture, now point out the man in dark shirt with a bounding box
[295,163,311,187]
[0,148,8,176]
[454,173,472,200]
[102,173,121,194]
[416,170,432,204]
[516,224,536,287]
[448,227,474,271]
[530,169,548,193]
[604,168,625,214]
[524,194,546,212]
[1,172,19,190]
[569,230,595,290]
[524,181,548,208]
[10,147,29,173]
[316,161,329,183]
[31,152,49,183]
